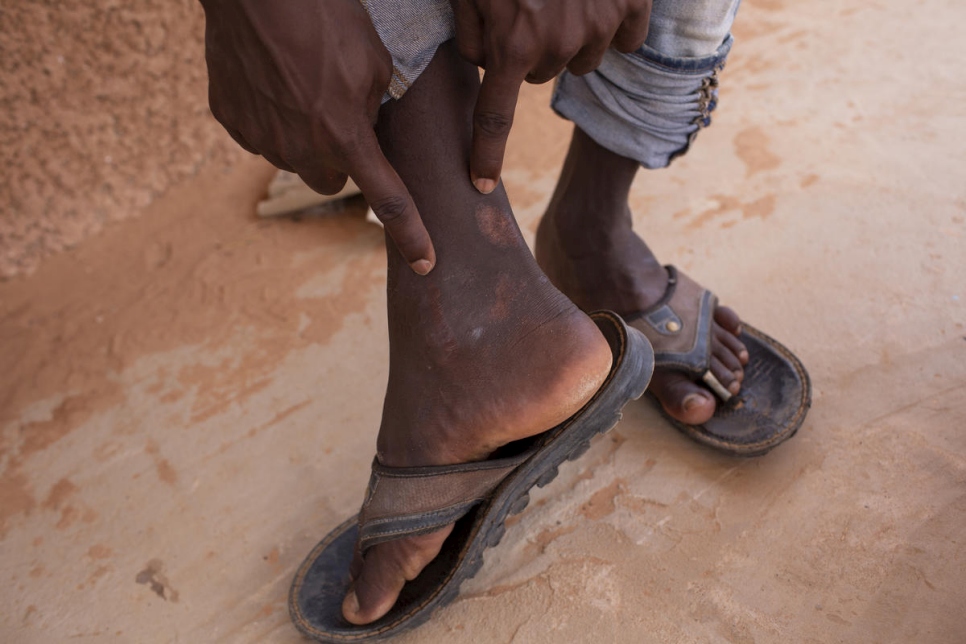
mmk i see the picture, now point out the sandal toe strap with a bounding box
[626,265,717,379]
[357,454,526,551]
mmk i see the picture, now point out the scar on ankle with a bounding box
[475,204,518,248]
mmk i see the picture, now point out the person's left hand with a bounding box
[451,0,652,193]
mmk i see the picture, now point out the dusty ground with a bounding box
[2,0,965,642]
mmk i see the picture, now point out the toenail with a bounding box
[683,394,707,412]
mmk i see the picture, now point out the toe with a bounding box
[713,328,744,374]
[342,525,454,625]
[650,370,716,425]
[713,305,742,336]
[711,356,741,396]
[718,328,749,365]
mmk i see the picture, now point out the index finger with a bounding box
[470,66,526,194]
[345,129,436,275]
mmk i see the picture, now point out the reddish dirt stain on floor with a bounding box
[155,459,178,487]
[43,477,78,510]
[80,565,113,590]
[247,400,312,440]
[747,0,786,11]
[17,388,123,459]
[734,127,782,177]
[801,173,820,188]
[87,544,112,559]
[686,195,743,230]
[22,605,38,625]
[145,441,178,487]
[526,523,579,557]
[0,470,37,537]
[743,194,777,220]
[579,478,625,521]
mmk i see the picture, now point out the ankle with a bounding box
[378,293,608,468]
[539,206,636,262]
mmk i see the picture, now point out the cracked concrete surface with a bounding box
[2,0,965,642]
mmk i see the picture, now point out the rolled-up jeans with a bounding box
[362,0,741,169]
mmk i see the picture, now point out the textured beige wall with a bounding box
[0,0,244,278]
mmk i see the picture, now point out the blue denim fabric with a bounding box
[552,36,732,169]
[361,0,740,168]
[552,0,741,168]
[360,0,454,100]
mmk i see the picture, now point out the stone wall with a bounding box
[0,0,244,278]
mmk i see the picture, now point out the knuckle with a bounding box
[503,41,534,66]
[474,111,513,137]
[331,128,362,156]
[550,41,575,62]
[458,41,484,66]
[369,194,411,224]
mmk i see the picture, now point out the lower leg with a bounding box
[536,127,748,425]
[343,44,613,624]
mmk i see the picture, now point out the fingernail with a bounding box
[410,259,434,275]
[343,590,360,619]
[729,381,741,395]
[739,350,749,363]
[473,178,497,194]
[683,394,706,412]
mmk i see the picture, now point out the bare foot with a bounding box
[342,43,614,625]
[535,127,749,426]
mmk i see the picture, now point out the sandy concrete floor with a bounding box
[2,0,965,642]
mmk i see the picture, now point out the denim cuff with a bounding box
[551,35,733,169]
[360,0,455,102]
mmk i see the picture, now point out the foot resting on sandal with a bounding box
[536,127,748,427]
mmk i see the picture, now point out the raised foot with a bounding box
[342,305,614,625]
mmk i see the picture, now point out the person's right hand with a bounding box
[200,0,436,274]
[451,0,652,195]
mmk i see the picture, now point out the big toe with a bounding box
[650,370,716,426]
[342,525,454,625]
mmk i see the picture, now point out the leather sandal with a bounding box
[289,311,655,642]
[624,266,811,456]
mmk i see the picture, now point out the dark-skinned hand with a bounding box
[200,0,436,274]
[451,0,652,194]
